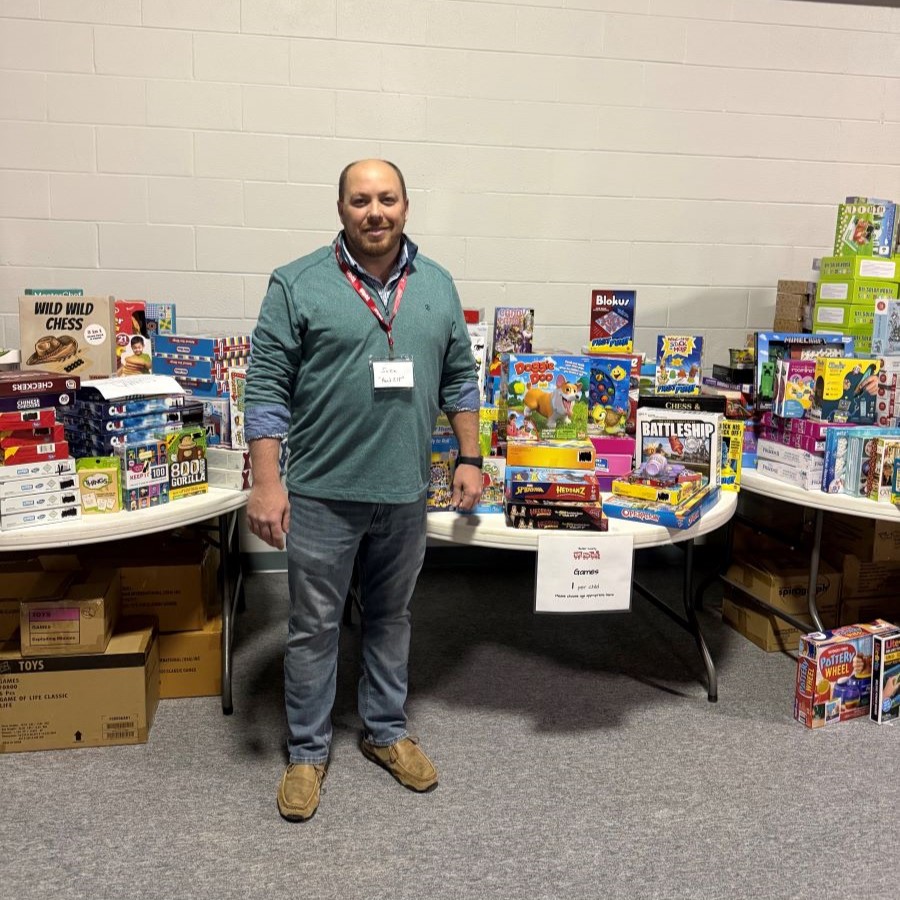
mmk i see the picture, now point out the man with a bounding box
[245,159,483,822]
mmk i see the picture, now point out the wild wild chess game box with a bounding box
[18,295,117,379]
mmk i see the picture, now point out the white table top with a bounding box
[0,487,248,552]
[742,470,900,523]
[426,490,738,551]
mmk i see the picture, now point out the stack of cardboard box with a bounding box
[0,559,159,754]
[820,512,900,625]
[773,279,815,333]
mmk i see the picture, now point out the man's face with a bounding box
[338,161,408,265]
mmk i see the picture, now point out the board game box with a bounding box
[654,335,703,396]
[18,295,117,379]
[587,289,636,354]
[498,354,590,442]
[634,407,723,488]
[505,466,601,503]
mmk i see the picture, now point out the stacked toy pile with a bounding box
[0,370,81,532]
[152,332,251,450]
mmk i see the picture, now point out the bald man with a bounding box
[246,160,482,821]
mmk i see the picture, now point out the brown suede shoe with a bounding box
[277,763,327,822]
[360,736,438,792]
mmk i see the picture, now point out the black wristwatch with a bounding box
[456,455,484,470]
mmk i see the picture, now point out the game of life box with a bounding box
[870,630,900,724]
[794,619,900,729]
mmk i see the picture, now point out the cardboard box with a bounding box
[794,619,899,729]
[840,596,900,627]
[834,553,900,599]
[117,542,216,632]
[0,566,73,642]
[0,621,159,753]
[822,512,900,564]
[19,568,120,656]
[158,615,222,699]
[722,590,836,654]
[724,555,841,617]
[819,254,899,281]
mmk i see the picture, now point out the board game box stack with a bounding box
[504,441,606,531]
[152,333,251,449]
[604,407,723,529]
[0,370,81,531]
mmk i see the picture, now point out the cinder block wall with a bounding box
[1,0,899,366]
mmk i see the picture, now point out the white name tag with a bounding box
[372,358,415,390]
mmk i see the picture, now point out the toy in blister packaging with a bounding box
[499,354,590,442]
[870,631,900,724]
[587,290,636,354]
[587,356,630,437]
[654,335,703,396]
[794,619,900,729]
[809,357,881,424]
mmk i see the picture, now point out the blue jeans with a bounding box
[284,494,427,764]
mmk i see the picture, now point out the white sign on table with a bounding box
[534,533,634,613]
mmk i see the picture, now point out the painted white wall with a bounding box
[1,0,899,368]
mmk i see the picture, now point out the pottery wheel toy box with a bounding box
[794,620,900,729]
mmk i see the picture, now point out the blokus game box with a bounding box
[587,290,636,354]
[18,295,117,379]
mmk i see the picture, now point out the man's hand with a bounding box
[450,463,484,512]
[247,480,290,549]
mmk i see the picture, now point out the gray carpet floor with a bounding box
[1,542,897,900]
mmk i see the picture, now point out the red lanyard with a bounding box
[334,243,408,358]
